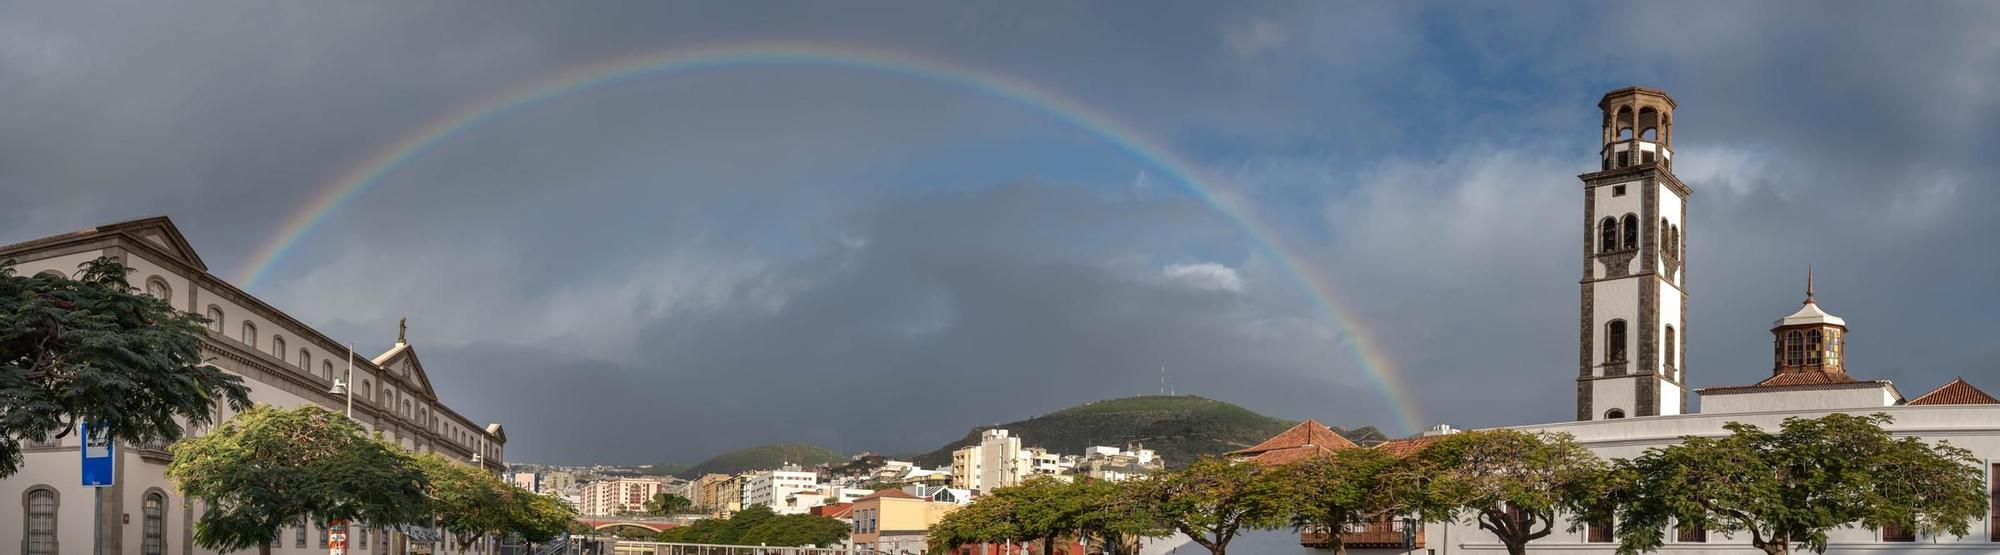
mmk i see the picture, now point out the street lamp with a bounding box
[327,343,355,418]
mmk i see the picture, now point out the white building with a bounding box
[740,466,821,513]
[0,217,508,555]
[1078,444,1163,482]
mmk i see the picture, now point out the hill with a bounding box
[908,395,1367,468]
[673,444,847,479]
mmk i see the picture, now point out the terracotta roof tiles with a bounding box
[1226,420,1359,465]
[1906,377,2000,406]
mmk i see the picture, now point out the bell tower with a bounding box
[1576,86,1690,421]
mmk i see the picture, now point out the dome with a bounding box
[1775,301,1845,328]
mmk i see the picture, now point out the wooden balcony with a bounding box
[1299,518,1423,549]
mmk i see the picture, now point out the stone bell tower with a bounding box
[1576,86,1691,421]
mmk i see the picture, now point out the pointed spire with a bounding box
[1804,266,1816,305]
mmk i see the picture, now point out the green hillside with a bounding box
[910,395,1354,468]
[674,444,847,479]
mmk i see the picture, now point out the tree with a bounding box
[644,492,694,516]
[658,505,846,547]
[928,491,1024,553]
[1069,479,1168,555]
[0,258,251,476]
[1279,447,1416,555]
[1410,429,1606,555]
[417,453,542,553]
[511,492,579,544]
[1139,457,1291,555]
[167,404,431,555]
[1614,413,1988,554]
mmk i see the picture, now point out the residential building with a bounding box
[1076,443,1162,482]
[782,487,872,514]
[848,490,962,554]
[578,477,665,516]
[540,470,578,494]
[741,466,821,513]
[690,473,733,514]
[508,471,541,493]
[0,217,507,555]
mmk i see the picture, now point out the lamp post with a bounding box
[328,343,355,418]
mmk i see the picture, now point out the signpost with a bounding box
[82,422,115,555]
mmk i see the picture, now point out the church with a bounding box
[1211,87,2000,555]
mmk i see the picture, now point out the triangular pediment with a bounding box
[102,216,209,272]
[372,343,438,399]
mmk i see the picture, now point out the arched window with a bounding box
[1785,330,1805,366]
[1607,320,1628,363]
[1599,218,1618,253]
[1659,218,1670,254]
[142,492,165,555]
[322,360,334,382]
[1605,409,1626,419]
[241,322,257,348]
[272,336,286,359]
[363,380,373,403]
[25,487,58,555]
[1621,214,1639,250]
[1670,225,1681,258]
[299,349,311,370]
[1664,325,1677,369]
[205,306,224,333]
[1806,330,1823,365]
[146,277,171,300]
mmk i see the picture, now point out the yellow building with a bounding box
[849,490,960,553]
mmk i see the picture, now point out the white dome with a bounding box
[1776,301,1845,327]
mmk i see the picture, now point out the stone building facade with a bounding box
[0,217,507,555]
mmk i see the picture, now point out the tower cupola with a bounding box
[1771,269,1847,376]
[1598,87,1676,171]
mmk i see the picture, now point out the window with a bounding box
[1785,330,1804,366]
[143,492,165,555]
[1670,225,1681,258]
[1664,325,1677,369]
[360,526,368,549]
[241,322,257,348]
[1990,463,1998,541]
[300,349,311,370]
[273,336,286,359]
[1605,409,1626,420]
[297,516,307,547]
[1586,517,1614,543]
[146,277,171,300]
[1641,151,1655,165]
[206,306,224,333]
[319,522,329,548]
[1827,330,1842,366]
[1612,185,1626,197]
[25,487,57,555]
[1676,522,1706,543]
[323,360,334,382]
[1622,214,1639,250]
[1659,218,1669,254]
[1599,218,1617,253]
[1607,320,1628,363]
[1806,330,1823,365]
[1616,151,1629,167]
[1883,523,1915,542]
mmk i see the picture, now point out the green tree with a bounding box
[1410,429,1606,555]
[511,491,579,544]
[1139,457,1290,555]
[167,405,431,555]
[928,491,1024,553]
[417,453,539,553]
[1614,413,1988,554]
[0,258,252,476]
[644,492,694,516]
[1070,479,1168,555]
[658,505,845,547]
[1279,447,1416,555]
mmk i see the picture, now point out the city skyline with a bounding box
[2,1,1997,465]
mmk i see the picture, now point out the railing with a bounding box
[1299,518,1422,549]
[610,540,852,555]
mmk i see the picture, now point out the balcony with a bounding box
[1299,518,1422,549]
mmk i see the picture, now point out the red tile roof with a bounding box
[1227,420,1360,465]
[1697,370,1897,395]
[1372,435,1444,458]
[1906,377,2000,406]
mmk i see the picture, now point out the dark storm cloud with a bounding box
[2,1,1997,463]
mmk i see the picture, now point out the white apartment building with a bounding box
[0,217,508,555]
[948,429,1075,493]
[740,467,820,513]
[578,478,666,516]
[1078,444,1162,482]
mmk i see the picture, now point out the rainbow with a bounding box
[236,43,1426,433]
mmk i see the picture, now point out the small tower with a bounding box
[1771,269,1848,377]
[1577,86,1690,421]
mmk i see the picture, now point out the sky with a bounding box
[2,1,1996,466]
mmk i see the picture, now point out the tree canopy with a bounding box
[0,257,251,476]
[1138,457,1290,555]
[644,492,694,516]
[1410,429,1608,555]
[1614,413,1989,554]
[167,404,430,555]
[657,505,847,547]
[1278,446,1416,555]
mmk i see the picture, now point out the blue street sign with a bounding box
[80,422,114,487]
